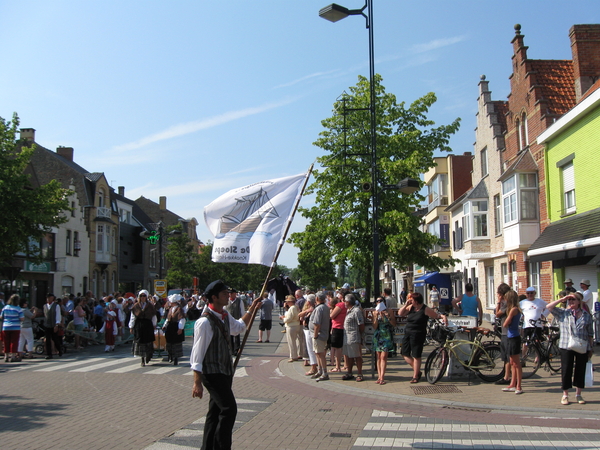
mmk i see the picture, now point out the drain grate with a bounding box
[411,384,463,395]
[330,432,352,438]
[442,405,491,413]
[319,408,333,412]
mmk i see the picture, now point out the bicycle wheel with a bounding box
[521,343,541,379]
[546,339,561,373]
[473,344,505,382]
[424,347,448,384]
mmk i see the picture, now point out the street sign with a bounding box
[154,279,167,298]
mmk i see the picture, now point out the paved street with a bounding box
[1,317,599,450]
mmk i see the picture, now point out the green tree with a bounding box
[289,75,460,300]
[293,222,336,291]
[0,113,71,267]
[195,242,292,293]
[165,224,200,289]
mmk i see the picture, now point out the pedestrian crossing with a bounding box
[351,410,600,449]
[3,354,252,377]
[144,397,274,450]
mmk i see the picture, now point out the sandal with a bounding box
[380,380,387,385]
[330,368,340,372]
[305,370,318,376]
[356,375,364,382]
[410,377,419,384]
[256,340,263,343]
[342,374,355,381]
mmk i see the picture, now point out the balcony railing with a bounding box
[97,207,111,218]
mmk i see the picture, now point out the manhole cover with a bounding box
[411,384,463,395]
[330,432,352,438]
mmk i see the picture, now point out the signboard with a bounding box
[25,261,51,272]
[364,309,406,345]
[154,279,167,298]
[448,316,477,328]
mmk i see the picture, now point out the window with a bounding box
[480,147,488,177]
[98,189,105,208]
[74,231,80,257]
[529,262,541,297]
[510,260,517,288]
[487,267,495,308]
[562,162,576,214]
[427,174,448,208]
[501,263,508,285]
[97,225,104,252]
[494,195,502,236]
[71,201,76,217]
[519,173,537,220]
[462,203,470,240]
[66,230,72,255]
[40,234,55,260]
[516,113,528,150]
[502,173,537,224]
[463,200,488,239]
[502,176,517,224]
[453,220,464,251]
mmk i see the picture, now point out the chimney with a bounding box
[20,128,36,143]
[159,196,167,210]
[118,186,125,196]
[56,146,74,161]
[570,24,600,101]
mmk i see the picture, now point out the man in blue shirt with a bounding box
[94,299,105,331]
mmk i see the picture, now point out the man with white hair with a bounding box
[309,292,331,381]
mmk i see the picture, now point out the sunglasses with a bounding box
[140,294,147,297]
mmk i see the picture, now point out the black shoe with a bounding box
[45,356,53,360]
[495,378,510,385]
[173,358,178,366]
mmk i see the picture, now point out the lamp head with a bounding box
[319,4,350,22]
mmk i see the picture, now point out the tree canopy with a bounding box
[0,113,71,267]
[289,75,461,299]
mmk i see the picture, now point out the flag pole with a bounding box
[234,163,314,369]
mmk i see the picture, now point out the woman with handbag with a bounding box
[546,294,594,405]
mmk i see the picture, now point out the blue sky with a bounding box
[2,1,598,268]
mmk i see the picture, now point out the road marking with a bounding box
[35,357,105,372]
[71,358,133,372]
[144,366,180,375]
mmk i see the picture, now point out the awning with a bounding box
[414,271,449,287]
[528,207,600,265]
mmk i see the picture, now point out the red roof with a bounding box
[530,60,576,115]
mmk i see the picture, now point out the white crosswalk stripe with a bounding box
[351,410,600,449]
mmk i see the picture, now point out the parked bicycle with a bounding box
[424,321,504,384]
[521,318,561,379]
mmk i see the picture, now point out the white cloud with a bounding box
[410,36,467,54]
[273,69,341,89]
[112,98,298,152]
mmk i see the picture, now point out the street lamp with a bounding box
[320,1,380,299]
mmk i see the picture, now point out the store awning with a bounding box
[414,271,448,287]
[528,207,600,266]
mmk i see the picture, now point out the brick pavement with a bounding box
[1,317,599,450]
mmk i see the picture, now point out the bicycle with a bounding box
[520,318,561,379]
[424,322,504,384]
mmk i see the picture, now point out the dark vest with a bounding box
[202,311,234,376]
[44,302,60,328]
[226,297,242,320]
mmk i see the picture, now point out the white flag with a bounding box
[204,173,307,266]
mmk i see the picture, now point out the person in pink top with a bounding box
[329,294,347,373]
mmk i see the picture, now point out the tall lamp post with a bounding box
[319,1,380,298]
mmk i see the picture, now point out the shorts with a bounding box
[259,319,272,331]
[500,335,510,363]
[400,332,426,359]
[313,338,327,354]
[506,336,522,356]
[330,328,344,348]
[343,342,362,359]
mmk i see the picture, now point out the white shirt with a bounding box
[519,298,548,328]
[581,288,593,311]
[189,307,247,373]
